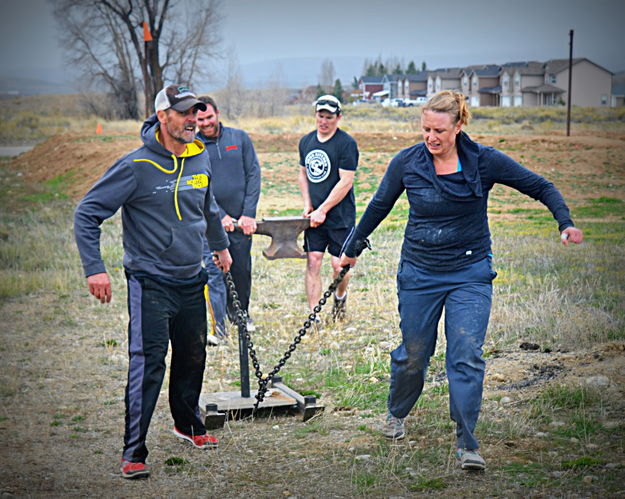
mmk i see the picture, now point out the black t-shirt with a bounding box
[298,128,359,229]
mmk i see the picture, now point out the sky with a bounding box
[1,0,624,90]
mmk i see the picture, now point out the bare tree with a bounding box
[318,59,335,88]
[52,0,223,119]
[217,46,245,120]
[261,64,289,117]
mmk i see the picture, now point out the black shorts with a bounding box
[303,226,350,257]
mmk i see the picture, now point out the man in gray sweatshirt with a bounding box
[196,96,261,333]
[74,85,232,480]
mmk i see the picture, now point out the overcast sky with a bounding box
[221,0,624,69]
[1,0,624,87]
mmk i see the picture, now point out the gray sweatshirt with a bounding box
[197,124,261,220]
[74,114,229,280]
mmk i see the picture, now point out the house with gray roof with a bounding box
[398,72,428,100]
[543,58,612,107]
[382,74,404,99]
[426,68,463,98]
[357,75,384,100]
[611,83,625,106]
[498,61,545,107]
[460,65,501,107]
[357,56,616,107]
[611,70,625,106]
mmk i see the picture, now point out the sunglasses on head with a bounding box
[316,99,339,109]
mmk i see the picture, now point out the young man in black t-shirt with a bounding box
[298,95,359,322]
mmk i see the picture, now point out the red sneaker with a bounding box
[173,427,218,449]
[120,459,149,479]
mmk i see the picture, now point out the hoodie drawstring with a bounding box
[133,156,186,220]
[173,156,185,221]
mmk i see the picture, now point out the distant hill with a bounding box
[199,56,365,92]
[0,75,77,96]
[0,55,365,97]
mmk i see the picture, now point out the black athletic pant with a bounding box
[122,273,207,463]
[224,230,253,320]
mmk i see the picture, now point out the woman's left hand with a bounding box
[561,227,583,246]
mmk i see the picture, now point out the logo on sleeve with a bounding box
[305,149,331,183]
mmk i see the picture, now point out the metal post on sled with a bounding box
[200,217,326,429]
[238,317,251,399]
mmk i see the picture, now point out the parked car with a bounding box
[382,98,405,107]
[403,97,427,106]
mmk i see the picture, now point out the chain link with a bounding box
[224,265,350,412]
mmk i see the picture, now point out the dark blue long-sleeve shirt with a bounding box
[344,132,574,271]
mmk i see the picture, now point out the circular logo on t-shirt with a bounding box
[305,149,331,183]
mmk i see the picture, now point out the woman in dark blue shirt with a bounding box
[341,90,583,471]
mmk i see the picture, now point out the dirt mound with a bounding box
[11,131,424,201]
[485,341,625,394]
[13,132,141,201]
[12,130,625,203]
[250,131,422,153]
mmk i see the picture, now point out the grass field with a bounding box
[2,92,625,144]
[0,101,624,496]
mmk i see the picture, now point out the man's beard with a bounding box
[199,124,218,138]
[166,121,195,144]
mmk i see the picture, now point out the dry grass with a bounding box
[2,93,625,145]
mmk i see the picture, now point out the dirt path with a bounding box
[1,288,624,497]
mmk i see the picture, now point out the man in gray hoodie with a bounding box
[74,84,232,479]
[196,96,261,333]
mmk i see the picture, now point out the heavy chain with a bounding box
[224,265,350,411]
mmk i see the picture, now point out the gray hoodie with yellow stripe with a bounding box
[74,114,229,280]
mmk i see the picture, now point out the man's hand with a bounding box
[307,208,327,228]
[222,214,236,232]
[213,249,233,273]
[87,272,112,303]
[302,203,313,218]
[561,227,583,246]
[339,254,357,269]
[238,215,257,236]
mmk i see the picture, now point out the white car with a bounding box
[382,98,405,107]
[404,97,427,106]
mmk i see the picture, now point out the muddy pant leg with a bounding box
[225,230,253,318]
[123,275,173,463]
[389,261,445,418]
[169,281,207,436]
[444,259,494,450]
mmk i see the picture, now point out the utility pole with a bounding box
[566,29,574,137]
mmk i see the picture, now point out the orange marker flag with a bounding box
[95,123,103,135]
[143,21,153,42]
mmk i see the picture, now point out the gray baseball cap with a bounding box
[154,85,207,112]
